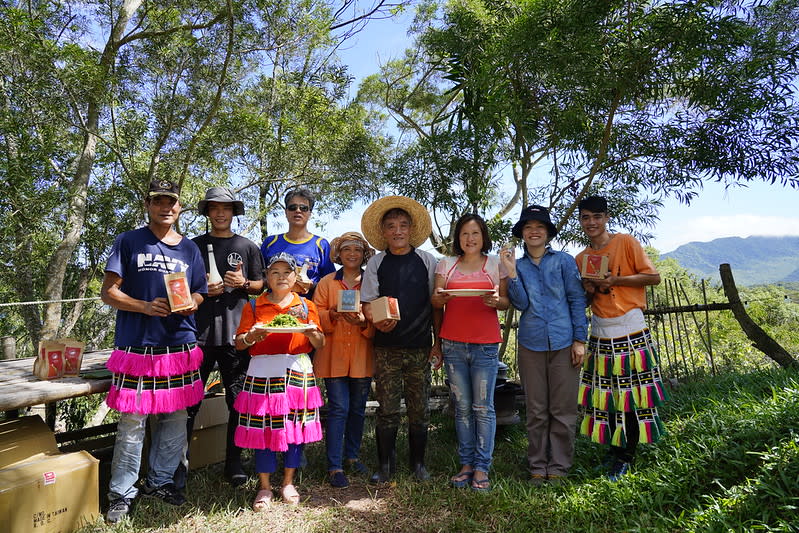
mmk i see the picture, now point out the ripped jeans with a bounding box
[442,339,498,473]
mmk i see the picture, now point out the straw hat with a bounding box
[361,196,432,251]
[329,231,375,265]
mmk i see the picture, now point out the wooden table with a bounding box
[0,349,113,412]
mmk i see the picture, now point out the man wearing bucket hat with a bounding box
[175,186,265,489]
[360,196,442,483]
[500,204,587,487]
[101,179,207,523]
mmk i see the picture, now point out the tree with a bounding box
[362,0,799,249]
[0,0,402,355]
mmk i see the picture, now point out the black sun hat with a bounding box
[197,187,245,216]
[512,205,557,239]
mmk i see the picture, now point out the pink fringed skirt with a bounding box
[234,353,323,452]
[105,344,204,415]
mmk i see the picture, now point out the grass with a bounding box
[79,366,799,532]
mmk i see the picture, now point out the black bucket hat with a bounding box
[512,205,557,239]
[197,186,245,216]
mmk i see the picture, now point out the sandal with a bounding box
[450,470,474,489]
[281,484,300,505]
[471,473,491,492]
[252,488,272,512]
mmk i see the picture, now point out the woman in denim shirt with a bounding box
[500,206,587,486]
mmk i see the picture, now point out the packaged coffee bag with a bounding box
[33,340,65,379]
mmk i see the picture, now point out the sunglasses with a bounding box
[286,204,310,212]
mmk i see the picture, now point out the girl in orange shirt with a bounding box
[233,253,325,508]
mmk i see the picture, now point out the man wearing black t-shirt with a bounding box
[360,196,442,483]
[176,187,264,488]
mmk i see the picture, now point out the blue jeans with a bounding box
[255,444,303,472]
[324,376,372,471]
[442,339,498,473]
[108,410,188,500]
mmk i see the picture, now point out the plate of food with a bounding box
[255,314,315,333]
[440,289,495,297]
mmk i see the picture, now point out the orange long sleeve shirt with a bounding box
[312,271,375,378]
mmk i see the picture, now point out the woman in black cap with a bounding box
[499,205,587,486]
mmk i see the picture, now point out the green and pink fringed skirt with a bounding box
[578,310,669,446]
[105,344,204,414]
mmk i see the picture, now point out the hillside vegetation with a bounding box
[662,236,799,285]
[87,367,799,533]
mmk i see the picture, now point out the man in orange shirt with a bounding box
[575,195,667,481]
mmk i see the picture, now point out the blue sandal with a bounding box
[450,470,474,488]
[471,474,491,492]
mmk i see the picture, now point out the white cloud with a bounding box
[653,215,799,253]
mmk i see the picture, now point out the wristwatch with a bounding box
[242,280,250,290]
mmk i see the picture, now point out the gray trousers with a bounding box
[517,345,580,477]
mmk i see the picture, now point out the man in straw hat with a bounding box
[173,187,264,489]
[360,196,442,482]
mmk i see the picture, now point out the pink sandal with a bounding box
[252,488,272,512]
[281,484,300,505]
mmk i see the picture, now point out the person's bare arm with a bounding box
[101,272,170,317]
[592,272,661,291]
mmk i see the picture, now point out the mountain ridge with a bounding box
[661,235,799,285]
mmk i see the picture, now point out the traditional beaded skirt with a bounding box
[234,353,323,452]
[105,344,204,414]
[578,309,668,446]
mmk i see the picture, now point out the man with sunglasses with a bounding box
[261,188,335,298]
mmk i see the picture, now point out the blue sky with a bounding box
[306,8,799,255]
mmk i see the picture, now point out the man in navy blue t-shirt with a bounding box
[101,179,207,524]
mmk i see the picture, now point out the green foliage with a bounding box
[0,1,396,354]
[362,0,799,248]
[648,254,799,377]
[78,367,799,532]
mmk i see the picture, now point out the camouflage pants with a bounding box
[374,346,431,431]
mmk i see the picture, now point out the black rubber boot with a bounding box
[223,412,247,487]
[370,427,398,484]
[408,426,430,482]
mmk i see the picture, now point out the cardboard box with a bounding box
[337,289,360,312]
[188,425,227,470]
[370,296,400,322]
[188,395,228,470]
[0,417,59,467]
[0,416,99,533]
